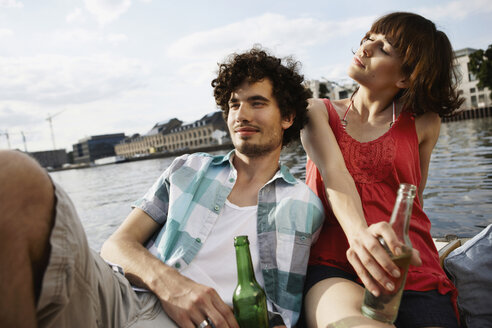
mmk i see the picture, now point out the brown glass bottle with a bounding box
[361,183,417,324]
[232,235,269,328]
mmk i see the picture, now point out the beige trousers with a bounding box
[36,182,178,328]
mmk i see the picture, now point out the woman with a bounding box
[301,12,463,327]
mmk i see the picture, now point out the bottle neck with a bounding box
[389,183,416,245]
[235,241,256,285]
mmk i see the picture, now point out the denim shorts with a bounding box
[304,265,459,328]
[36,181,178,328]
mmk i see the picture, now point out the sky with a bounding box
[0,0,491,152]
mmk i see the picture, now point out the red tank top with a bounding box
[306,99,457,299]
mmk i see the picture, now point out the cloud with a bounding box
[53,28,104,43]
[0,28,13,38]
[316,62,351,82]
[176,61,217,87]
[418,0,492,20]
[0,0,23,8]
[166,13,374,86]
[66,8,86,24]
[167,13,374,61]
[84,0,132,25]
[0,105,40,126]
[52,28,128,45]
[0,54,148,105]
[107,33,128,45]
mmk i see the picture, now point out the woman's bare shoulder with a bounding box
[307,98,326,110]
[332,98,352,112]
[415,111,441,143]
[307,98,352,123]
[415,111,441,130]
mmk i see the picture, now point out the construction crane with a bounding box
[0,129,11,149]
[21,131,27,152]
[46,109,67,150]
[0,130,27,151]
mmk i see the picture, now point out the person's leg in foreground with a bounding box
[0,150,55,328]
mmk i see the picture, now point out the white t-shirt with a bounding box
[179,199,264,306]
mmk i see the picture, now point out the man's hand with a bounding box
[346,222,422,297]
[156,272,239,328]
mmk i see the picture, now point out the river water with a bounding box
[50,117,492,251]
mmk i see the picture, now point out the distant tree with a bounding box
[468,45,492,100]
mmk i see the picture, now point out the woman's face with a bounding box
[348,33,407,92]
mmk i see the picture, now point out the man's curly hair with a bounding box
[211,47,311,147]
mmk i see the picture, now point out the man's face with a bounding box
[227,79,293,158]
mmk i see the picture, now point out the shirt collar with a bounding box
[211,149,297,185]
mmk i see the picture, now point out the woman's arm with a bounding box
[301,99,413,296]
[301,99,367,240]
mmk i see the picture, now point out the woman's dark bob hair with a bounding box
[366,12,464,116]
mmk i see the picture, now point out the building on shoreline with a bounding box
[454,48,492,110]
[306,79,357,100]
[115,111,231,158]
[72,133,126,164]
[29,149,68,169]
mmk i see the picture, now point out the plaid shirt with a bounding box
[133,151,324,327]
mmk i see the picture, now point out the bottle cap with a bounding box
[398,183,416,196]
[234,235,249,246]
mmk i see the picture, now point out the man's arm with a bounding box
[100,208,238,328]
[100,208,166,289]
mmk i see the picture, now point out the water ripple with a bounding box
[50,118,492,250]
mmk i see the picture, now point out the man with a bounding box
[0,48,323,328]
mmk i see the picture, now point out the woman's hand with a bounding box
[346,222,422,296]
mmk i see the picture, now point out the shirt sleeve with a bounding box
[132,154,190,225]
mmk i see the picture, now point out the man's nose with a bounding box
[236,103,252,121]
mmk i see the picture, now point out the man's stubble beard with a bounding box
[234,136,282,158]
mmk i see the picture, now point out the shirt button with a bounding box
[174,263,181,269]
[229,178,235,183]
[196,238,201,243]
[214,205,220,212]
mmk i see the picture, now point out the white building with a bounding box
[454,48,491,109]
[306,79,358,100]
[115,111,230,158]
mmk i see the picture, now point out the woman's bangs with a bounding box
[370,20,407,54]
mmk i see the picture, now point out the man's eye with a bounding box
[229,103,239,109]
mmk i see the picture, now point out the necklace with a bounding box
[341,101,396,128]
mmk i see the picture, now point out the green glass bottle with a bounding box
[232,235,269,328]
[361,183,417,324]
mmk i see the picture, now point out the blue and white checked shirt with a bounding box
[133,151,324,327]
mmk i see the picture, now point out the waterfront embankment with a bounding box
[49,117,492,251]
[443,106,492,122]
